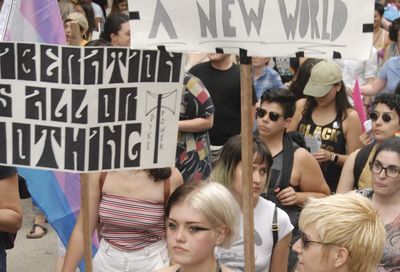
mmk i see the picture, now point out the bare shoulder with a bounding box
[170,167,183,191]
[153,264,179,272]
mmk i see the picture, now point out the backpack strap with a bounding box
[163,177,170,206]
[272,205,279,250]
[280,133,295,189]
[353,143,375,189]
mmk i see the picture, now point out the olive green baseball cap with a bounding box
[303,60,342,97]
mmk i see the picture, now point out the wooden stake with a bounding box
[80,173,93,272]
[239,50,255,272]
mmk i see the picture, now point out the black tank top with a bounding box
[297,114,347,192]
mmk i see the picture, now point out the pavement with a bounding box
[7,198,60,272]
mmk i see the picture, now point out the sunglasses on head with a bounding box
[369,112,395,123]
[299,230,336,249]
[255,108,284,121]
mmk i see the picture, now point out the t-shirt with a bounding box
[215,197,293,272]
[189,61,257,146]
[378,56,400,93]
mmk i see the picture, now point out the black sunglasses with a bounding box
[299,230,336,249]
[256,108,284,122]
[369,112,395,123]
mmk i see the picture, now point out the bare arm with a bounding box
[0,174,22,233]
[336,150,359,193]
[287,99,306,132]
[179,114,213,132]
[276,148,330,206]
[63,172,102,272]
[169,167,184,194]
[360,77,387,96]
[269,232,291,272]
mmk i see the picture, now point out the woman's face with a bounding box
[111,21,131,47]
[371,103,400,142]
[119,0,128,12]
[166,202,224,267]
[64,21,84,45]
[314,84,339,107]
[371,150,400,197]
[293,225,338,272]
[257,101,287,138]
[374,11,382,28]
[231,157,268,206]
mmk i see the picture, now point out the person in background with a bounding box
[58,0,85,21]
[293,192,385,272]
[356,137,400,271]
[155,181,240,272]
[375,2,391,64]
[63,168,183,272]
[110,0,129,16]
[252,56,283,101]
[80,2,96,41]
[361,56,400,95]
[288,60,363,192]
[80,0,105,31]
[288,58,322,101]
[213,135,293,272]
[256,88,330,271]
[176,74,215,182]
[100,13,130,47]
[337,93,400,192]
[383,17,400,62]
[0,166,22,271]
[189,53,257,164]
[64,12,89,46]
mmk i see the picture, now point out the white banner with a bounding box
[128,0,374,59]
[0,42,185,172]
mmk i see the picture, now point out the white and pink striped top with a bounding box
[99,193,166,251]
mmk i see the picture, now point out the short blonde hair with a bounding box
[299,192,385,272]
[65,12,89,34]
[165,181,240,248]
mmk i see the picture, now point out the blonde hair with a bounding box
[299,192,385,272]
[165,181,240,248]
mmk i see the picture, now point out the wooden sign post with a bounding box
[240,50,255,272]
[80,173,93,272]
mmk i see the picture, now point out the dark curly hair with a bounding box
[146,168,172,181]
[260,88,296,118]
[372,92,400,121]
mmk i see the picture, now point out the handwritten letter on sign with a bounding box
[128,0,373,59]
[0,42,185,172]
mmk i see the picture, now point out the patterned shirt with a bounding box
[175,74,215,182]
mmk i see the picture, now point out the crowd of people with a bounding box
[1,0,400,271]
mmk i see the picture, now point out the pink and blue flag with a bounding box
[0,0,96,270]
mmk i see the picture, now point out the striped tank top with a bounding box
[99,193,166,251]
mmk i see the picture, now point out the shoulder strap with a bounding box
[353,143,374,189]
[163,177,170,205]
[272,205,279,250]
[280,133,295,189]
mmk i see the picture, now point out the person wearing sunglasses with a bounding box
[337,92,400,192]
[356,137,400,271]
[256,88,330,271]
[288,60,363,193]
[292,192,385,272]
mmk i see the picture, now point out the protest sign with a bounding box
[0,42,185,172]
[128,0,373,59]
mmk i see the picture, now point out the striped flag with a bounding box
[0,1,96,270]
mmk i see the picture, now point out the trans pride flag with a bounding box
[0,0,96,270]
